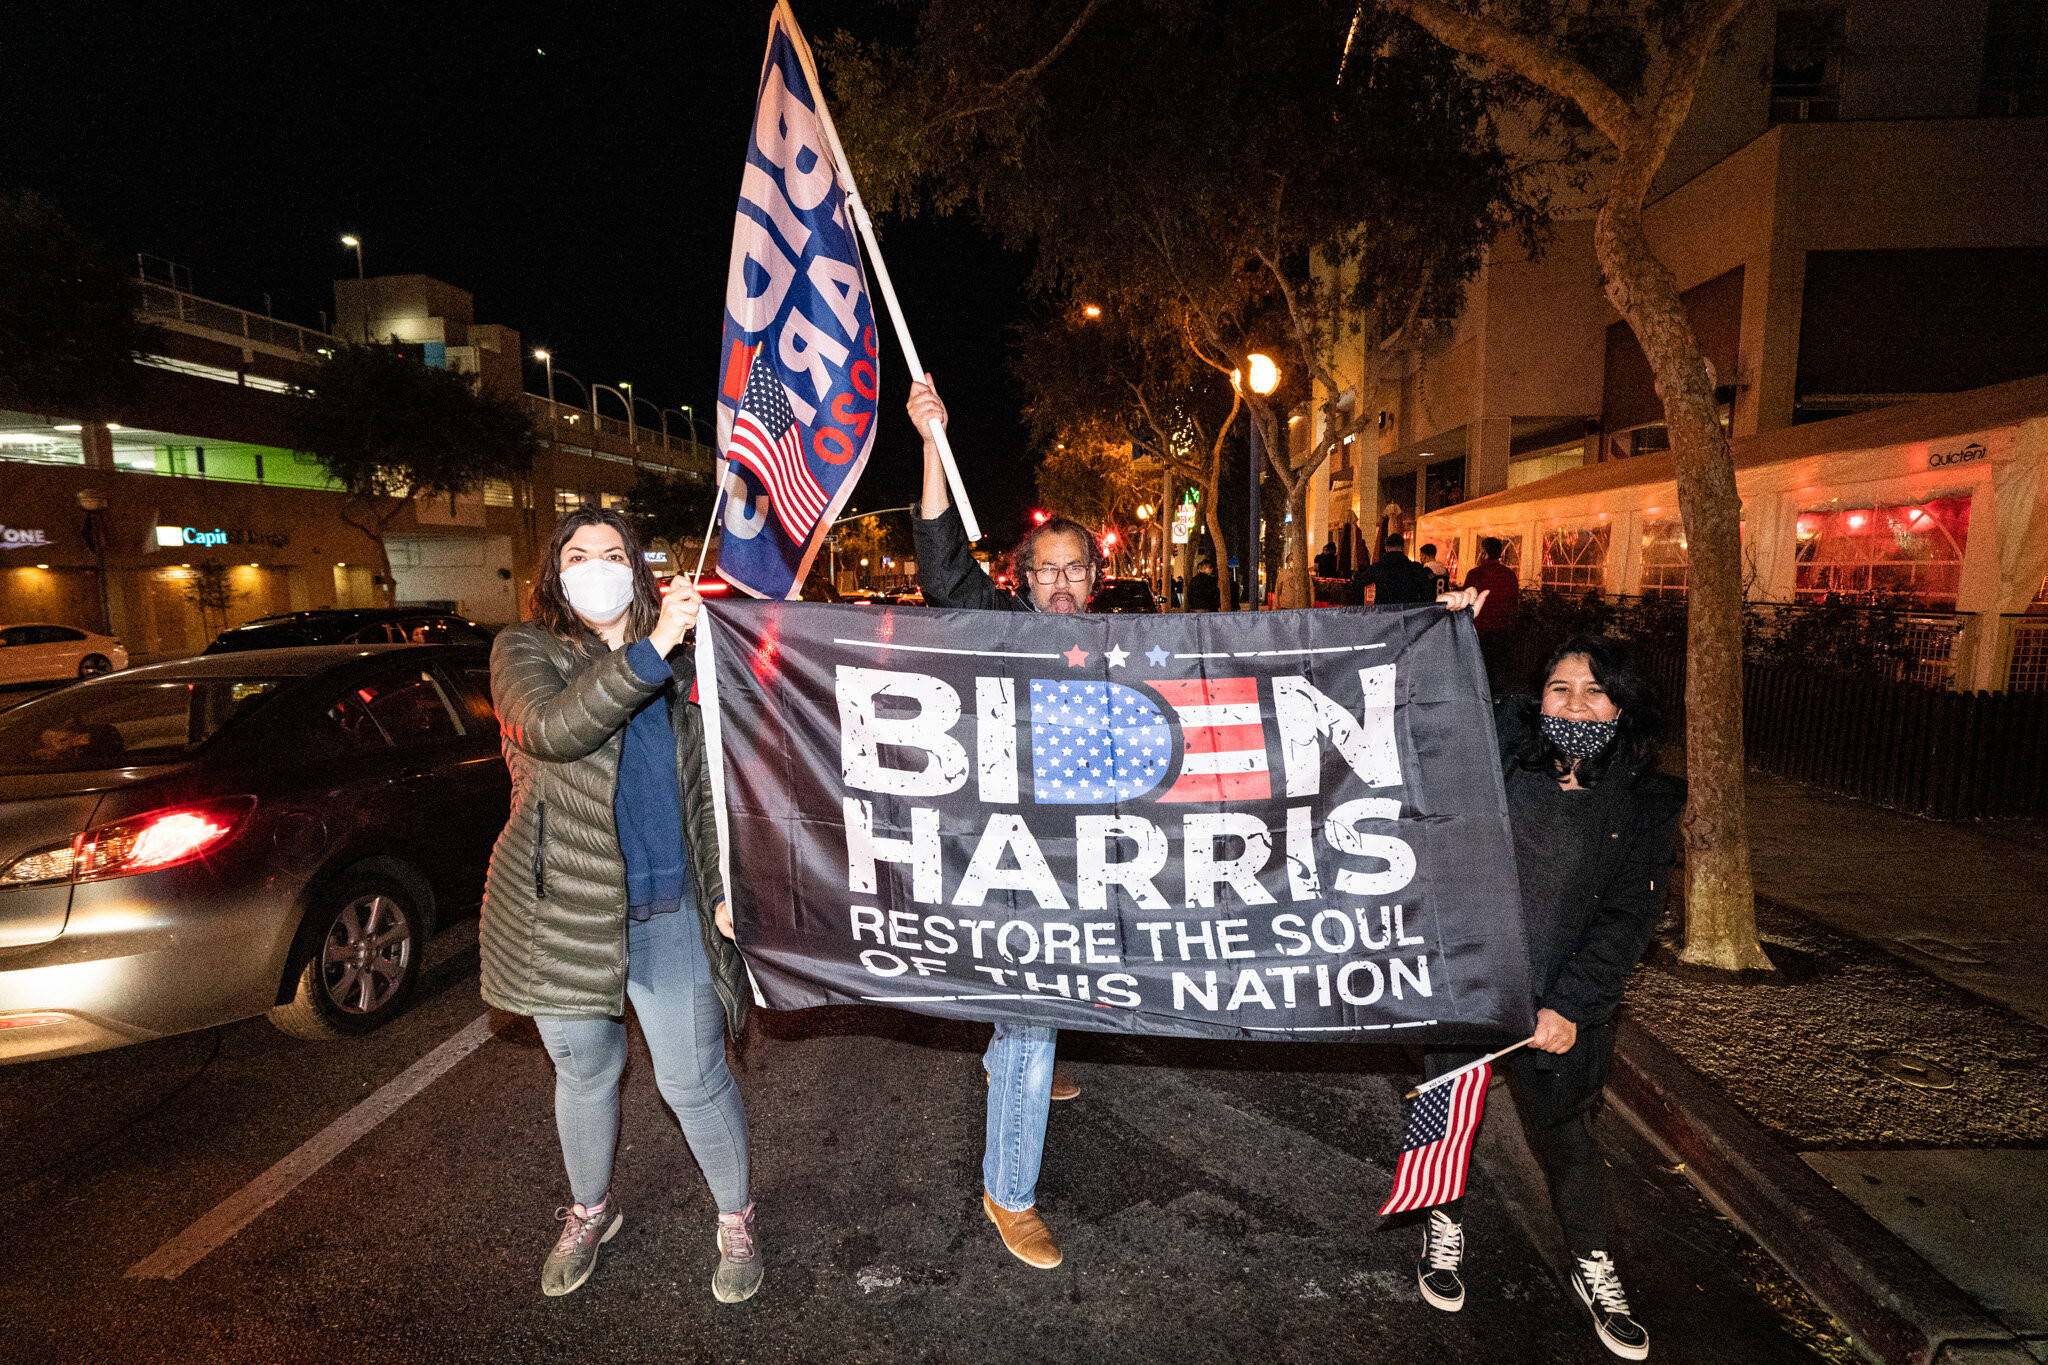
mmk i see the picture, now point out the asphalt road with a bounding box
[2,923,1851,1364]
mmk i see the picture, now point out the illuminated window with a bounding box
[1541,525,1610,593]
[1639,518,1689,597]
[1793,497,1972,608]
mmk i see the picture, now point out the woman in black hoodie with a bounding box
[1412,634,1685,1362]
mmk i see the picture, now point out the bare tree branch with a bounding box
[925,0,1116,132]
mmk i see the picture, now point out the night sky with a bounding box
[0,1,1037,540]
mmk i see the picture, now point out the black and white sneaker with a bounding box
[1571,1251,1650,1359]
[1415,1209,1465,1312]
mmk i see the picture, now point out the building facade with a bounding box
[1301,0,2048,659]
[1,264,712,658]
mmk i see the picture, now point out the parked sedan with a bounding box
[1087,577,1161,614]
[0,623,128,684]
[0,644,509,1063]
[202,609,496,654]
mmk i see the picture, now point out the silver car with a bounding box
[0,645,509,1063]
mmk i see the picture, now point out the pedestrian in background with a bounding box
[484,507,763,1304]
[1352,533,1438,606]
[1410,633,1682,1361]
[1463,537,1521,694]
[1187,558,1222,612]
[1418,542,1450,594]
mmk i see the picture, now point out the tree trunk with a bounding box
[1278,469,1314,609]
[1595,201,1768,971]
[1204,493,1235,612]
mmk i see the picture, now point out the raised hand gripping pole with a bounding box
[783,6,982,543]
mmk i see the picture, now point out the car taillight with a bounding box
[72,799,254,882]
[0,799,260,889]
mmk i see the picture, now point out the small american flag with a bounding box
[727,345,830,541]
[1152,677,1271,802]
[1029,680,1173,804]
[1378,1062,1491,1216]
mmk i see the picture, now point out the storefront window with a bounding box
[1793,496,1971,608]
[1639,518,1689,597]
[1541,525,1609,593]
[1471,533,1522,575]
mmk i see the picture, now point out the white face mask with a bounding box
[559,559,635,621]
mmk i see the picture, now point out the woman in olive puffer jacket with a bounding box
[483,507,760,1305]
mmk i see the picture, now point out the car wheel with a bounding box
[267,872,423,1040]
[77,654,112,678]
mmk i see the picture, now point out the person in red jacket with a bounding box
[1463,537,1521,694]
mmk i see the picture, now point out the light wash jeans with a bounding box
[535,907,749,1213]
[983,1022,1057,1211]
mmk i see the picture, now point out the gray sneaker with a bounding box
[712,1202,764,1303]
[542,1198,623,1297]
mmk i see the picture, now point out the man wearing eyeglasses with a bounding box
[908,377,1099,616]
[905,375,1088,1273]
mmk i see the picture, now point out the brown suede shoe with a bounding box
[983,1193,1063,1269]
[1049,1068,1082,1102]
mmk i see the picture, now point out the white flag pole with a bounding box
[691,456,728,583]
[779,3,983,543]
[1402,1036,1535,1101]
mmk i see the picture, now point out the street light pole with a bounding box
[76,488,112,636]
[340,236,367,342]
[1239,353,1279,611]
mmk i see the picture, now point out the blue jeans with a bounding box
[983,1022,1057,1211]
[535,908,749,1214]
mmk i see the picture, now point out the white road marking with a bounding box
[125,1011,498,1280]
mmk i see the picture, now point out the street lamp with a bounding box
[1082,303,1102,319]
[341,236,367,341]
[1233,353,1280,611]
[593,383,635,457]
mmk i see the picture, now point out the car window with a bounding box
[352,669,463,745]
[321,694,391,753]
[39,626,86,644]
[0,627,33,647]
[347,623,405,644]
[0,678,288,773]
[450,665,499,732]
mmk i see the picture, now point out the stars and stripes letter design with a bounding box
[727,345,830,541]
[1377,1062,1492,1215]
[1029,680,1173,804]
[1152,677,1272,802]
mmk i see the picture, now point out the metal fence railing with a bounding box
[1641,645,2048,819]
[135,281,335,357]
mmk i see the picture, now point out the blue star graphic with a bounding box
[1145,645,1171,667]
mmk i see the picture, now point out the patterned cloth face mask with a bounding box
[1540,713,1619,763]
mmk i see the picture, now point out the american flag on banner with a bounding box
[728,346,830,541]
[1028,680,1173,804]
[1151,678,1272,802]
[1378,1062,1492,1216]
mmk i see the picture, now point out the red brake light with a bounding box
[72,798,255,883]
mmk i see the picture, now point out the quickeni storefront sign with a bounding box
[155,525,289,549]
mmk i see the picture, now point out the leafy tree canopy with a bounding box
[623,467,718,549]
[290,343,538,506]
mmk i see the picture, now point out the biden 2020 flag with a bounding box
[695,601,1534,1046]
[713,3,880,600]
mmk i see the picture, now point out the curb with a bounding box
[1607,1019,2032,1365]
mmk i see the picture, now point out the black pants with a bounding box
[1422,1021,1615,1258]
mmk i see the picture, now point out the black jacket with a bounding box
[912,506,1037,612]
[1493,700,1686,1027]
[1356,551,1439,606]
[1186,570,1221,611]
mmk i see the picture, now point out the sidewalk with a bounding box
[1613,770,2048,1364]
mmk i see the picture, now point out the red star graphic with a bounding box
[1063,644,1090,667]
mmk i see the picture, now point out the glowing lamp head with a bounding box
[1032,510,1049,525]
[1082,304,1102,319]
[340,235,359,248]
[533,349,550,361]
[1245,353,1279,395]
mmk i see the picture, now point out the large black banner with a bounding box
[697,601,1531,1045]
